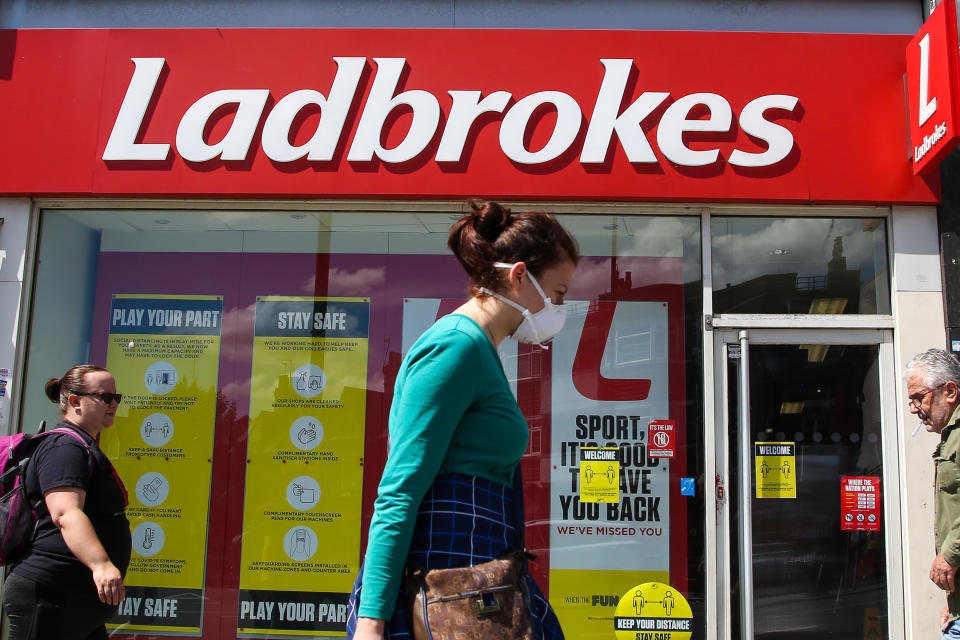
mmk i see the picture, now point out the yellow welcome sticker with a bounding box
[614,582,693,640]
[579,446,620,503]
[754,442,796,499]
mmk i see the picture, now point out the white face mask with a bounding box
[480,262,568,348]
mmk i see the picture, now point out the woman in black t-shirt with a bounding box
[2,364,132,640]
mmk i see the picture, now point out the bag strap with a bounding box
[25,425,96,514]
[42,426,96,477]
[512,462,526,551]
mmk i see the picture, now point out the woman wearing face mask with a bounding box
[347,200,578,640]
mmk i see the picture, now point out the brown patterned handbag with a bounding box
[406,550,535,640]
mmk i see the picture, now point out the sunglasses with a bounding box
[72,391,123,405]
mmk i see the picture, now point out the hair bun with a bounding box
[471,199,512,243]
[44,377,62,404]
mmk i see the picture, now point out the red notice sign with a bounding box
[647,420,676,458]
[840,476,882,532]
[906,0,960,174]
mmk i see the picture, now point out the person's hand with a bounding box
[931,553,959,591]
[353,617,386,640]
[942,605,952,631]
[91,560,125,605]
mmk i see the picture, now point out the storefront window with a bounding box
[20,206,703,639]
[711,217,890,315]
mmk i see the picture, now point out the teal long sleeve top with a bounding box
[357,314,529,620]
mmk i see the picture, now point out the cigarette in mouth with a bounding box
[912,423,923,437]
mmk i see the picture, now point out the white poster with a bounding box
[549,300,670,571]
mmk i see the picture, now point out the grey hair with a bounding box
[906,348,960,389]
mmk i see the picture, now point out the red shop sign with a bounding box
[0,28,939,203]
[906,0,960,175]
[647,420,676,458]
[840,475,882,532]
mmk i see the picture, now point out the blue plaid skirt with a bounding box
[346,474,564,639]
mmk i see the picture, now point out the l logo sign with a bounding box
[918,32,938,127]
[572,301,652,402]
[906,0,960,174]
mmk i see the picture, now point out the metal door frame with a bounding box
[708,327,904,640]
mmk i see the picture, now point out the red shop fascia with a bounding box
[0,28,940,203]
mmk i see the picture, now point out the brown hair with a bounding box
[45,364,109,413]
[448,200,579,295]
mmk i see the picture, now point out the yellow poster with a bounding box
[551,569,670,639]
[580,447,620,504]
[755,442,797,499]
[102,294,223,635]
[237,296,369,637]
[614,581,693,640]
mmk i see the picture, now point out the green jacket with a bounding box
[935,405,960,619]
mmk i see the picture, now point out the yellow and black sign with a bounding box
[614,581,693,640]
[755,442,796,499]
[579,446,620,503]
[103,294,224,635]
[238,296,370,637]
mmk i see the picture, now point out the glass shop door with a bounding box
[712,329,902,640]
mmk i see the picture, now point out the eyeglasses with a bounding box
[908,384,944,410]
[71,391,123,405]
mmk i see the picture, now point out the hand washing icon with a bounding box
[297,423,319,445]
[289,417,324,451]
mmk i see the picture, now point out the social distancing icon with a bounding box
[141,412,174,447]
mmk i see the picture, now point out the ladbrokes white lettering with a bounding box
[102,57,800,169]
[914,121,949,163]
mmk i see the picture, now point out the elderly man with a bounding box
[907,348,960,637]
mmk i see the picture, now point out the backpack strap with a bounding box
[40,426,95,478]
[25,426,96,516]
